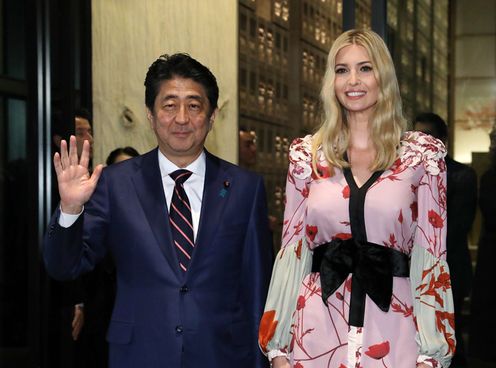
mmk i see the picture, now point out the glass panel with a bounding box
[0,96,29,347]
[1,0,27,79]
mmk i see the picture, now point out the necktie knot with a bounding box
[170,169,192,186]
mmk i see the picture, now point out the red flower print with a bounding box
[345,278,352,292]
[434,271,451,292]
[301,184,309,198]
[339,365,347,368]
[334,232,352,240]
[336,292,344,300]
[364,341,390,359]
[294,363,304,368]
[428,210,444,228]
[398,209,403,223]
[342,185,350,199]
[259,310,278,353]
[410,201,418,222]
[317,163,331,178]
[306,225,318,241]
[296,295,306,310]
[295,239,302,259]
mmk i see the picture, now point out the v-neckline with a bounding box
[343,152,383,190]
[343,167,383,192]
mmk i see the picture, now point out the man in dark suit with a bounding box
[43,53,273,368]
[413,112,477,368]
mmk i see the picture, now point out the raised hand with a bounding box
[54,135,103,214]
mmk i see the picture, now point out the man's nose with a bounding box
[176,105,189,123]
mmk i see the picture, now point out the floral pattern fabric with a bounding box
[259,131,455,368]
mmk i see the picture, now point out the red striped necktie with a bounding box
[169,169,194,272]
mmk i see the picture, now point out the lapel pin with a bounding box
[223,181,230,188]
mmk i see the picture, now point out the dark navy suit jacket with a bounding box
[43,148,273,368]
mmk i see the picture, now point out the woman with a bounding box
[259,29,455,368]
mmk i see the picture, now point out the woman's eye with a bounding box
[335,67,347,74]
[361,65,373,72]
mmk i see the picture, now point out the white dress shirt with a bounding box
[158,150,205,241]
[59,150,206,242]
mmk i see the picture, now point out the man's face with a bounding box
[75,117,93,159]
[413,121,435,137]
[147,77,215,167]
[239,130,257,167]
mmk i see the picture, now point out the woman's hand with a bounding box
[271,356,290,368]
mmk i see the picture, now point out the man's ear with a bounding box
[53,134,62,149]
[208,108,218,131]
[146,108,154,125]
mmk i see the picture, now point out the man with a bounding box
[413,112,477,368]
[239,127,257,168]
[43,53,273,368]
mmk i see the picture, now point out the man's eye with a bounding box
[164,104,175,110]
[189,104,201,110]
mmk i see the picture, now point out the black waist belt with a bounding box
[312,237,409,327]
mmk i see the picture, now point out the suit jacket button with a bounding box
[175,325,183,333]
[180,286,188,293]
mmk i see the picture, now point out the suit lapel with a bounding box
[131,148,182,279]
[189,151,232,270]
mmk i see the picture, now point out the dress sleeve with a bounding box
[409,136,455,368]
[258,137,314,358]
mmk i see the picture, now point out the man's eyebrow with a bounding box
[159,94,203,101]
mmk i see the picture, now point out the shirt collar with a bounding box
[158,149,206,179]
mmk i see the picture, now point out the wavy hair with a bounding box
[312,29,406,174]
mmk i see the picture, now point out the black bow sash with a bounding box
[312,237,409,327]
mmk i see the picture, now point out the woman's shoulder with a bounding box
[288,134,315,180]
[398,131,447,175]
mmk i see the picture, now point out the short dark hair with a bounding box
[75,107,92,124]
[144,53,219,116]
[413,112,448,141]
[106,146,140,166]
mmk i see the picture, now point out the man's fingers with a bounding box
[69,135,79,166]
[60,139,70,169]
[90,164,104,186]
[54,152,63,176]
[79,140,90,169]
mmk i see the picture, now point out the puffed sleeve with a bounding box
[258,136,314,360]
[408,133,455,368]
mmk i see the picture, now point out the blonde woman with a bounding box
[259,29,455,368]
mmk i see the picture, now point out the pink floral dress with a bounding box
[259,131,455,368]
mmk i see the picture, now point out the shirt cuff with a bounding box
[267,349,288,361]
[59,206,84,228]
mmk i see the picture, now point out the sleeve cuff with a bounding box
[59,206,84,228]
[267,349,288,361]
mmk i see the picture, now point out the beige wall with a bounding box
[454,0,496,163]
[92,0,238,165]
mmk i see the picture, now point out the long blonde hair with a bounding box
[312,29,406,174]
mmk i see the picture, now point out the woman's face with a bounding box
[334,44,379,119]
